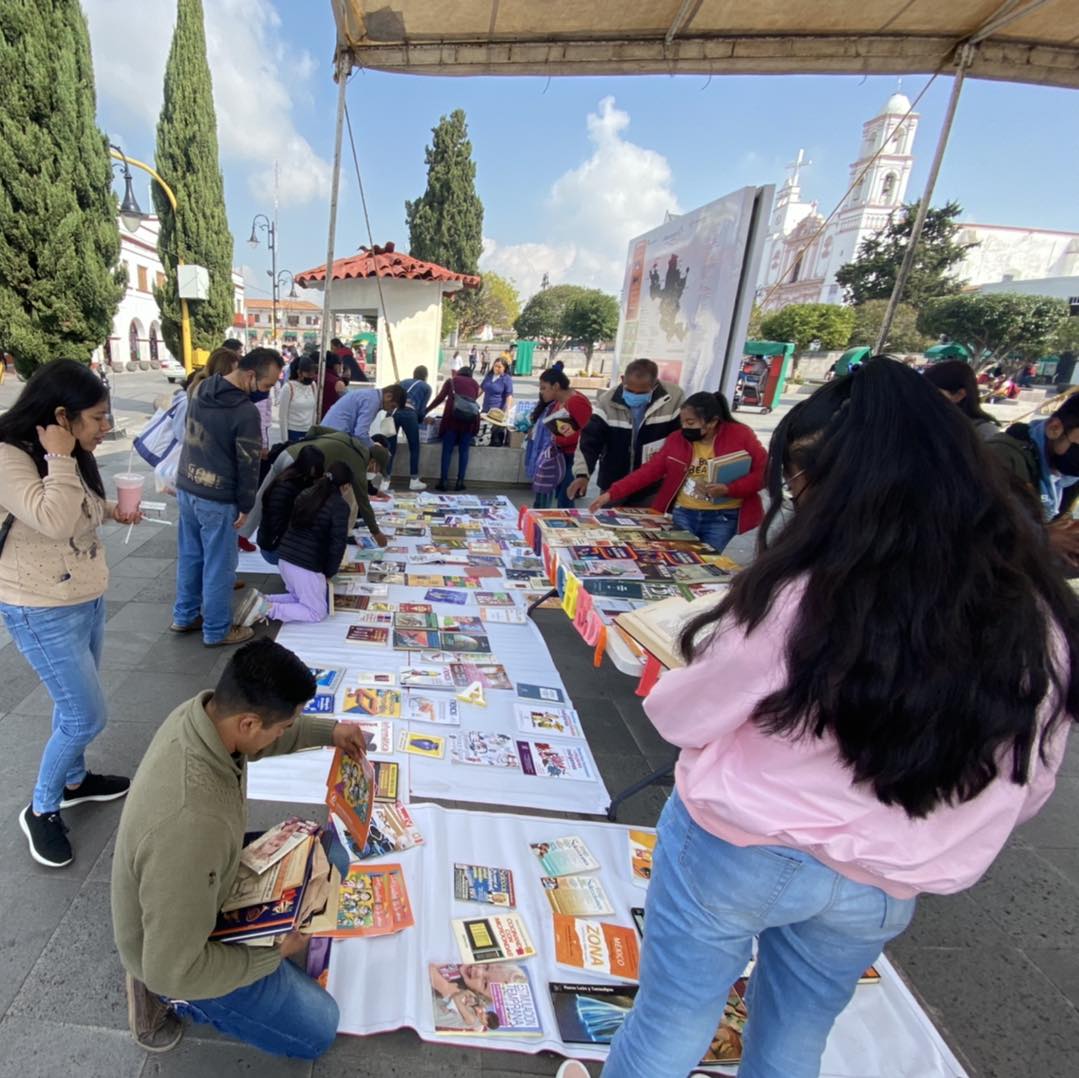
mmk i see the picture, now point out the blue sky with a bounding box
[84,0,1078,303]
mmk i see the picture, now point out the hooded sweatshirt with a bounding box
[176,375,263,513]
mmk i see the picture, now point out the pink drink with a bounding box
[114,473,145,515]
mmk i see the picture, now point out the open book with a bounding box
[613,590,728,669]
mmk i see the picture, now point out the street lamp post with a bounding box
[108,145,194,374]
[273,270,298,345]
[248,214,277,343]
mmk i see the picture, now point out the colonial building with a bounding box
[99,215,246,371]
[758,94,1079,310]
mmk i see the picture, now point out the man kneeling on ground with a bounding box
[111,638,368,1057]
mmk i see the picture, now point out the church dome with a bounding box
[882,92,912,115]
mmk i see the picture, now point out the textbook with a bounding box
[452,912,536,964]
[529,836,599,877]
[430,962,542,1037]
[540,874,614,917]
[628,829,656,887]
[706,449,752,487]
[552,915,640,980]
[453,863,516,907]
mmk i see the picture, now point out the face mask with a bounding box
[621,389,652,408]
[1050,443,1079,476]
[682,427,704,442]
[249,390,269,403]
[300,377,314,385]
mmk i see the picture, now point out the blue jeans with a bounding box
[671,505,740,553]
[390,408,421,477]
[0,598,107,814]
[286,430,307,443]
[604,793,915,1078]
[173,490,239,644]
[170,958,339,1059]
[440,428,473,484]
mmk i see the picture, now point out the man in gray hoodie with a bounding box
[172,348,284,647]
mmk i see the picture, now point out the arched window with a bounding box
[790,252,803,283]
[149,322,160,362]
[128,320,141,363]
[881,173,898,204]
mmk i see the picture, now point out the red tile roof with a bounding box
[295,242,481,289]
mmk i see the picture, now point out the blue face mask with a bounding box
[621,388,652,408]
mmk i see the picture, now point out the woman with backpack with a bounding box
[590,391,764,553]
[238,461,354,626]
[428,366,481,491]
[254,445,325,565]
[529,368,592,509]
[603,358,1079,1078]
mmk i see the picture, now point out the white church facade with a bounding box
[757,93,1079,311]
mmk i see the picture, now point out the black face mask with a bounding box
[300,377,314,385]
[682,427,704,442]
[1050,442,1079,476]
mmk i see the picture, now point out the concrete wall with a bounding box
[389,441,530,486]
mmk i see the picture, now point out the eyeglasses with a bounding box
[781,468,807,504]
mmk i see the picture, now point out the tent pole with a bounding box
[874,43,975,355]
[317,53,350,407]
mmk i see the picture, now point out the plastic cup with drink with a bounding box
[115,473,145,517]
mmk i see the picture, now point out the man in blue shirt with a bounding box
[322,385,384,446]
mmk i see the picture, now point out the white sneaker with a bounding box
[237,588,272,627]
[555,1062,590,1078]
[409,477,427,491]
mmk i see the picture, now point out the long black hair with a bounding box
[923,361,998,426]
[265,445,324,505]
[532,367,572,425]
[0,359,107,496]
[290,461,353,529]
[682,390,735,426]
[682,356,1079,818]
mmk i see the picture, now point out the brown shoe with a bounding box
[204,625,255,648]
[169,616,203,633]
[233,580,246,590]
[126,973,183,1053]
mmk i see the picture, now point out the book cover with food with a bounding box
[452,913,536,964]
[430,962,542,1036]
[453,863,516,907]
[552,915,640,981]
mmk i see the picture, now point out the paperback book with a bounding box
[479,606,529,625]
[400,665,455,690]
[516,682,566,704]
[452,912,536,964]
[529,836,599,877]
[346,625,390,646]
[341,687,402,718]
[453,863,516,907]
[325,749,376,855]
[450,731,521,769]
[628,830,656,887]
[450,662,512,691]
[239,817,321,874]
[517,739,595,781]
[540,874,614,917]
[515,705,582,739]
[430,962,542,1036]
[304,862,414,938]
[398,731,446,758]
[552,915,640,981]
[406,693,461,726]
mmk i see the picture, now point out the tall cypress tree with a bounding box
[406,109,483,274]
[153,0,234,359]
[0,1,123,377]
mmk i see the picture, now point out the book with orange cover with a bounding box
[552,915,640,981]
[325,748,375,855]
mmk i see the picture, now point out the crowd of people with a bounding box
[0,345,1075,1073]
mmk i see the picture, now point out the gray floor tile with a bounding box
[8,882,126,1029]
[572,695,646,755]
[1014,776,1079,849]
[1037,846,1079,889]
[0,1018,145,1078]
[140,1036,313,1077]
[108,671,213,723]
[313,1027,485,1077]
[0,647,47,714]
[100,629,163,671]
[107,601,180,633]
[1025,946,1079,1009]
[590,751,669,827]
[0,874,81,1013]
[11,666,130,718]
[109,555,177,580]
[890,891,1013,952]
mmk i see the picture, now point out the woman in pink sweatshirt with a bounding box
[604,357,1079,1078]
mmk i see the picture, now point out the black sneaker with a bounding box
[19,805,73,868]
[435,481,448,492]
[455,481,467,491]
[60,771,130,808]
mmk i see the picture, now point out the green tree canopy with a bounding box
[1051,315,1079,358]
[453,272,520,339]
[514,284,589,359]
[759,303,855,355]
[154,0,234,361]
[406,109,483,275]
[835,200,973,309]
[918,292,1068,370]
[563,289,620,371]
[0,0,123,377]
[847,299,931,354]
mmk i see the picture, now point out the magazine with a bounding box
[429,962,542,1036]
[398,730,446,758]
[517,739,595,781]
[540,875,614,917]
[332,801,423,860]
[305,862,414,939]
[552,915,640,980]
[341,687,402,718]
[406,693,461,726]
[529,836,599,877]
[222,836,312,912]
[453,863,516,907]
[239,817,321,874]
[452,913,536,964]
[450,662,512,691]
[401,665,455,691]
[308,666,344,693]
[325,749,375,854]
[628,829,657,887]
[515,704,582,739]
[450,731,521,769]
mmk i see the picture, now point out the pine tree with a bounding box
[406,109,483,274]
[0,1,123,377]
[153,0,235,359]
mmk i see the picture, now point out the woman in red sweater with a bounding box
[532,368,593,508]
[591,391,765,553]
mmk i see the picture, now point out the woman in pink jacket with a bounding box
[604,358,1078,1078]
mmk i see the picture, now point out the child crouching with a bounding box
[238,461,353,625]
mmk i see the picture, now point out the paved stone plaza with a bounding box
[0,370,1075,1077]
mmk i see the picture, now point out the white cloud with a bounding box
[481,97,679,298]
[83,0,331,206]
